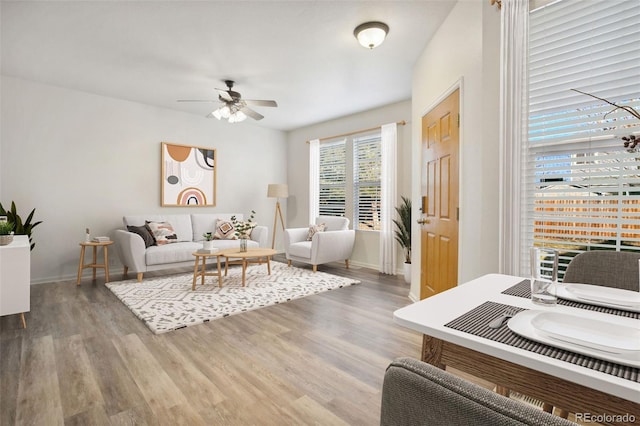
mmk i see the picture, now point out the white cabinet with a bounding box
[0,235,30,326]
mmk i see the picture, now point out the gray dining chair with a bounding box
[380,357,578,426]
[563,250,640,291]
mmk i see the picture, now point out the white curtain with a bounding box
[498,0,528,275]
[380,123,397,274]
[309,139,320,224]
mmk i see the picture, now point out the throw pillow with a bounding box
[145,221,178,245]
[127,225,156,248]
[213,220,237,240]
[306,223,326,241]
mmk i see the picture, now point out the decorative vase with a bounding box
[403,262,411,284]
[239,238,248,252]
[0,235,14,246]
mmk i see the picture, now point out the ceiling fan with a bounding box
[178,80,278,122]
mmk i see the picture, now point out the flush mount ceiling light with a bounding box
[354,21,389,49]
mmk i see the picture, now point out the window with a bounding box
[319,140,346,217]
[353,135,382,230]
[317,132,382,230]
[525,0,640,280]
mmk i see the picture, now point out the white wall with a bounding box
[1,76,287,283]
[410,1,501,300]
[286,100,412,271]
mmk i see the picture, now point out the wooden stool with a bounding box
[77,241,113,285]
[192,252,223,290]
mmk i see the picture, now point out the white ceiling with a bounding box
[1,1,456,131]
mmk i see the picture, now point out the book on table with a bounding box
[92,236,111,243]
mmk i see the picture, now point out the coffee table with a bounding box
[218,248,277,287]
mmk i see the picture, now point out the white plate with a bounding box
[556,283,640,313]
[507,310,640,368]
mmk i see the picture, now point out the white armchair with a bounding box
[284,216,355,272]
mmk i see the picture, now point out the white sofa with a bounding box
[284,216,355,272]
[113,213,268,281]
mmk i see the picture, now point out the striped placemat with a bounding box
[502,279,639,320]
[444,301,639,382]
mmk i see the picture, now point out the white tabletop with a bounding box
[393,273,640,403]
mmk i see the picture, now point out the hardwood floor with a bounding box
[0,258,423,425]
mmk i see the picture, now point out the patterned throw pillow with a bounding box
[306,223,326,241]
[213,220,237,240]
[127,225,156,248]
[145,221,178,245]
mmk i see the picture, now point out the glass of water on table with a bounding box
[530,247,558,306]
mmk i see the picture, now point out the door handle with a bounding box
[417,218,431,225]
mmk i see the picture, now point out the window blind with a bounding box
[353,135,382,231]
[319,140,346,217]
[526,0,640,280]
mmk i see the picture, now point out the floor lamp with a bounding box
[267,184,288,249]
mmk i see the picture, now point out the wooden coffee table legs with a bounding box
[192,254,222,290]
[223,255,272,287]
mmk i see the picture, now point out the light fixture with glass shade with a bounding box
[354,21,389,49]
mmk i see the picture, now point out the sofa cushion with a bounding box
[127,225,156,248]
[289,241,312,259]
[317,216,349,231]
[191,213,238,242]
[214,220,237,240]
[307,223,326,241]
[146,221,179,245]
[145,242,201,265]
[123,215,193,242]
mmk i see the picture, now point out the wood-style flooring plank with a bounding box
[53,334,105,419]
[15,335,65,426]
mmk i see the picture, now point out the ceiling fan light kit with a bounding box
[354,21,389,49]
[179,80,277,123]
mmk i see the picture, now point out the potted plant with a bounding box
[231,210,256,252]
[0,220,14,245]
[393,196,412,284]
[0,201,42,251]
[202,232,215,250]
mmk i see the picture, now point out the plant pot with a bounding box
[203,240,214,250]
[0,235,14,246]
[403,262,411,284]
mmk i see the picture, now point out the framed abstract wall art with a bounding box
[161,142,216,207]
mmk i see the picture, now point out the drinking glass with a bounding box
[530,247,558,306]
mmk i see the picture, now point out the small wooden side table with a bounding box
[192,251,223,290]
[77,240,114,285]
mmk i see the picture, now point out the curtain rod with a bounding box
[305,120,406,144]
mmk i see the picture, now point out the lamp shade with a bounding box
[354,21,389,49]
[267,184,289,198]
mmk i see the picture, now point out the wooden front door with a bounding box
[420,89,460,300]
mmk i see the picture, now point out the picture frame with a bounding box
[161,142,216,207]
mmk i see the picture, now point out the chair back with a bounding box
[316,216,349,231]
[563,251,640,291]
[380,358,578,426]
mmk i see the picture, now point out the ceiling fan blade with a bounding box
[240,106,264,121]
[244,99,278,108]
[215,89,234,102]
[177,100,218,103]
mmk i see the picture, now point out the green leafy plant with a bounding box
[393,196,412,264]
[0,201,42,251]
[231,210,256,239]
[0,221,14,235]
[203,232,214,241]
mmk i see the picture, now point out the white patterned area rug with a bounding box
[106,262,360,334]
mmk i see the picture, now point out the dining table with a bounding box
[393,273,639,426]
